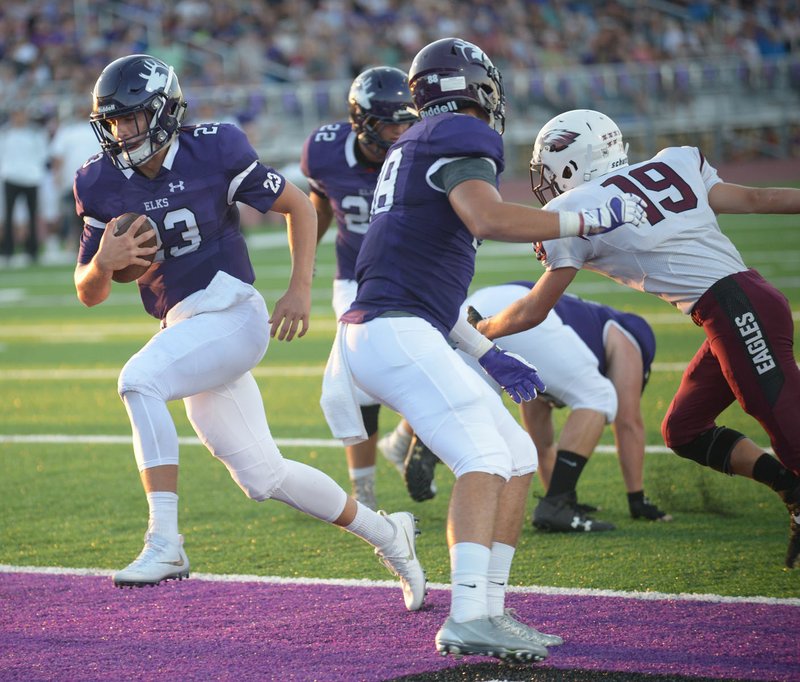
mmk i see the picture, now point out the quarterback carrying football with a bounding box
[73,54,426,611]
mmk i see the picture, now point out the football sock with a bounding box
[345,502,395,548]
[627,490,645,505]
[450,542,491,623]
[349,465,376,483]
[752,453,798,493]
[546,450,588,497]
[486,542,515,618]
[146,491,179,540]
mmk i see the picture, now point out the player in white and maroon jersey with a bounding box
[73,54,426,610]
[301,66,417,510]
[475,108,800,569]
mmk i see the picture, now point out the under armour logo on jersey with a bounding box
[541,128,580,152]
[139,59,169,92]
[169,181,185,193]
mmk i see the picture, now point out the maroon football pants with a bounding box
[662,270,800,474]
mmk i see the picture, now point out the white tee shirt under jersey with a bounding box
[540,146,748,314]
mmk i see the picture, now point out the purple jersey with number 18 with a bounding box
[343,113,504,336]
[75,123,286,320]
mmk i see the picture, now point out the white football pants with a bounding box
[342,316,537,479]
[460,284,618,423]
[117,272,347,520]
[332,278,378,408]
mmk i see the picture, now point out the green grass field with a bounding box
[1,207,798,601]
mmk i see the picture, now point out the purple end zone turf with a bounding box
[0,572,797,681]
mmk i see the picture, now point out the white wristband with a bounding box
[449,313,494,358]
[559,211,584,238]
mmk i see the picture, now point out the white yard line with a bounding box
[0,433,677,452]
[0,362,696,381]
[1,563,797,606]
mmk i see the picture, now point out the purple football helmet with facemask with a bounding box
[348,66,417,152]
[408,37,506,134]
[90,54,188,170]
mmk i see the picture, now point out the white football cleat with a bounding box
[490,608,563,647]
[375,511,427,610]
[435,616,548,662]
[113,533,189,588]
[377,428,411,475]
[352,476,377,511]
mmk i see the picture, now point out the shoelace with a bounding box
[128,537,171,567]
[492,614,527,638]
[497,609,561,646]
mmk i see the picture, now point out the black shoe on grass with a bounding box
[629,496,673,522]
[404,436,439,502]
[533,491,615,532]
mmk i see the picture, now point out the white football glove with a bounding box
[581,193,647,235]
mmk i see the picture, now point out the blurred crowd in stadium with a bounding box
[0,0,798,266]
[2,0,798,90]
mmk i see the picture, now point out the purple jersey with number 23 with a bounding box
[75,123,285,320]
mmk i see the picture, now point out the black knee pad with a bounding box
[360,404,380,437]
[671,426,745,475]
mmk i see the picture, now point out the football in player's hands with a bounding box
[466,305,484,328]
[112,212,157,283]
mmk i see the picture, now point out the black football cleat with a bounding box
[404,436,440,502]
[629,496,673,522]
[533,491,615,532]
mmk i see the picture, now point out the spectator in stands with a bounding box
[49,107,101,258]
[0,107,50,265]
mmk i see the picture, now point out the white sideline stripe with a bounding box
[0,434,679,453]
[1,564,797,607]
[0,366,327,380]
[0,312,798,337]
[0,362,701,381]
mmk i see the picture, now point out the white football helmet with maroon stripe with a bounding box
[530,109,628,204]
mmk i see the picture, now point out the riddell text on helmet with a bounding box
[420,101,459,117]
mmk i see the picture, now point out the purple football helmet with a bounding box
[90,54,187,170]
[408,38,505,134]
[348,66,417,151]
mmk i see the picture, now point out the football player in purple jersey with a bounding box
[301,66,417,510]
[391,282,670,528]
[73,55,426,611]
[320,38,645,662]
[463,283,670,530]
[475,108,800,569]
